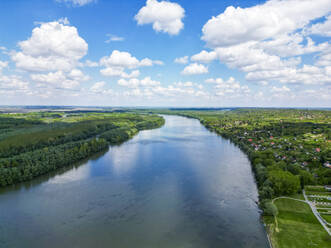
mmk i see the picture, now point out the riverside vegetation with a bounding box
[0,111,164,187]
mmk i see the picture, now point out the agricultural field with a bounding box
[0,111,164,187]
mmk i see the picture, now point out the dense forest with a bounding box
[0,112,164,186]
[138,108,331,214]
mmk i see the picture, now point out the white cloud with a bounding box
[181,63,208,75]
[90,81,106,92]
[202,0,331,47]
[68,68,89,81]
[191,50,217,63]
[31,71,66,84]
[271,86,291,93]
[0,60,8,71]
[100,50,162,69]
[105,34,124,43]
[205,78,224,84]
[151,85,208,98]
[174,56,188,64]
[118,77,160,88]
[56,0,96,7]
[205,77,251,97]
[100,67,140,78]
[0,74,30,93]
[140,58,164,66]
[174,81,194,87]
[135,0,185,35]
[11,20,88,72]
[200,0,331,87]
[308,15,331,37]
[31,69,89,89]
[215,43,301,73]
[258,34,329,57]
[99,50,162,78]
[84,60,98,67]
[100,50,139,69]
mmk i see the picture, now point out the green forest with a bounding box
[0,111,164,187]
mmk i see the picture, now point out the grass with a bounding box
[318,209,331,213]
[321,214,331,223]
[316,203,331,208]
[289,193,305,200]
[267,198,331,248]
[306,191,331,197]
[305,186,328,192]
[308,197,331,203]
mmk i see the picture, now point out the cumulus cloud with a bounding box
[200,0,331,87]
[174,56,188,64]
[118,77,160,88]
[0,60,8,71]
[31,69,89,89]
[205,77,250,97]
[181,63,208,75]
[191,50,217,63]
[11,19,88,72]
[84,60,98,67]
[307,15,331,37]
[100,50,162,78]
[100,50,162,69]
[202,0,331,47]
[90,81,106,92]
[271,86,291,93]
[151,85,208,98]
[100,67,140,78]
[174,81,194,87]
[0,74,30,93]
[135,0,185,35]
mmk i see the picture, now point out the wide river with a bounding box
[0,115,269,248]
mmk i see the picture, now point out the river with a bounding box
[0,115,269,248]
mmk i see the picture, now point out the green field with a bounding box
[266,198,331,248]
[305,186,329,193]
[321,214,331,224]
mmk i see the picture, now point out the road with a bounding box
[303,190,331,236]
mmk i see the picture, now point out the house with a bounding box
[323,162,331,168]
[325,185,331,191]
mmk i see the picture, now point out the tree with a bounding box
[263,201,278,217]
[268,169,301,196]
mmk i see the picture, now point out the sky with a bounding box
[0,0,330,107]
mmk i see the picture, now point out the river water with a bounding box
[0,115,269,248]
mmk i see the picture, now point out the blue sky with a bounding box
[0,0,330,107]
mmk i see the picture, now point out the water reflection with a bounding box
[0,115,269,248]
